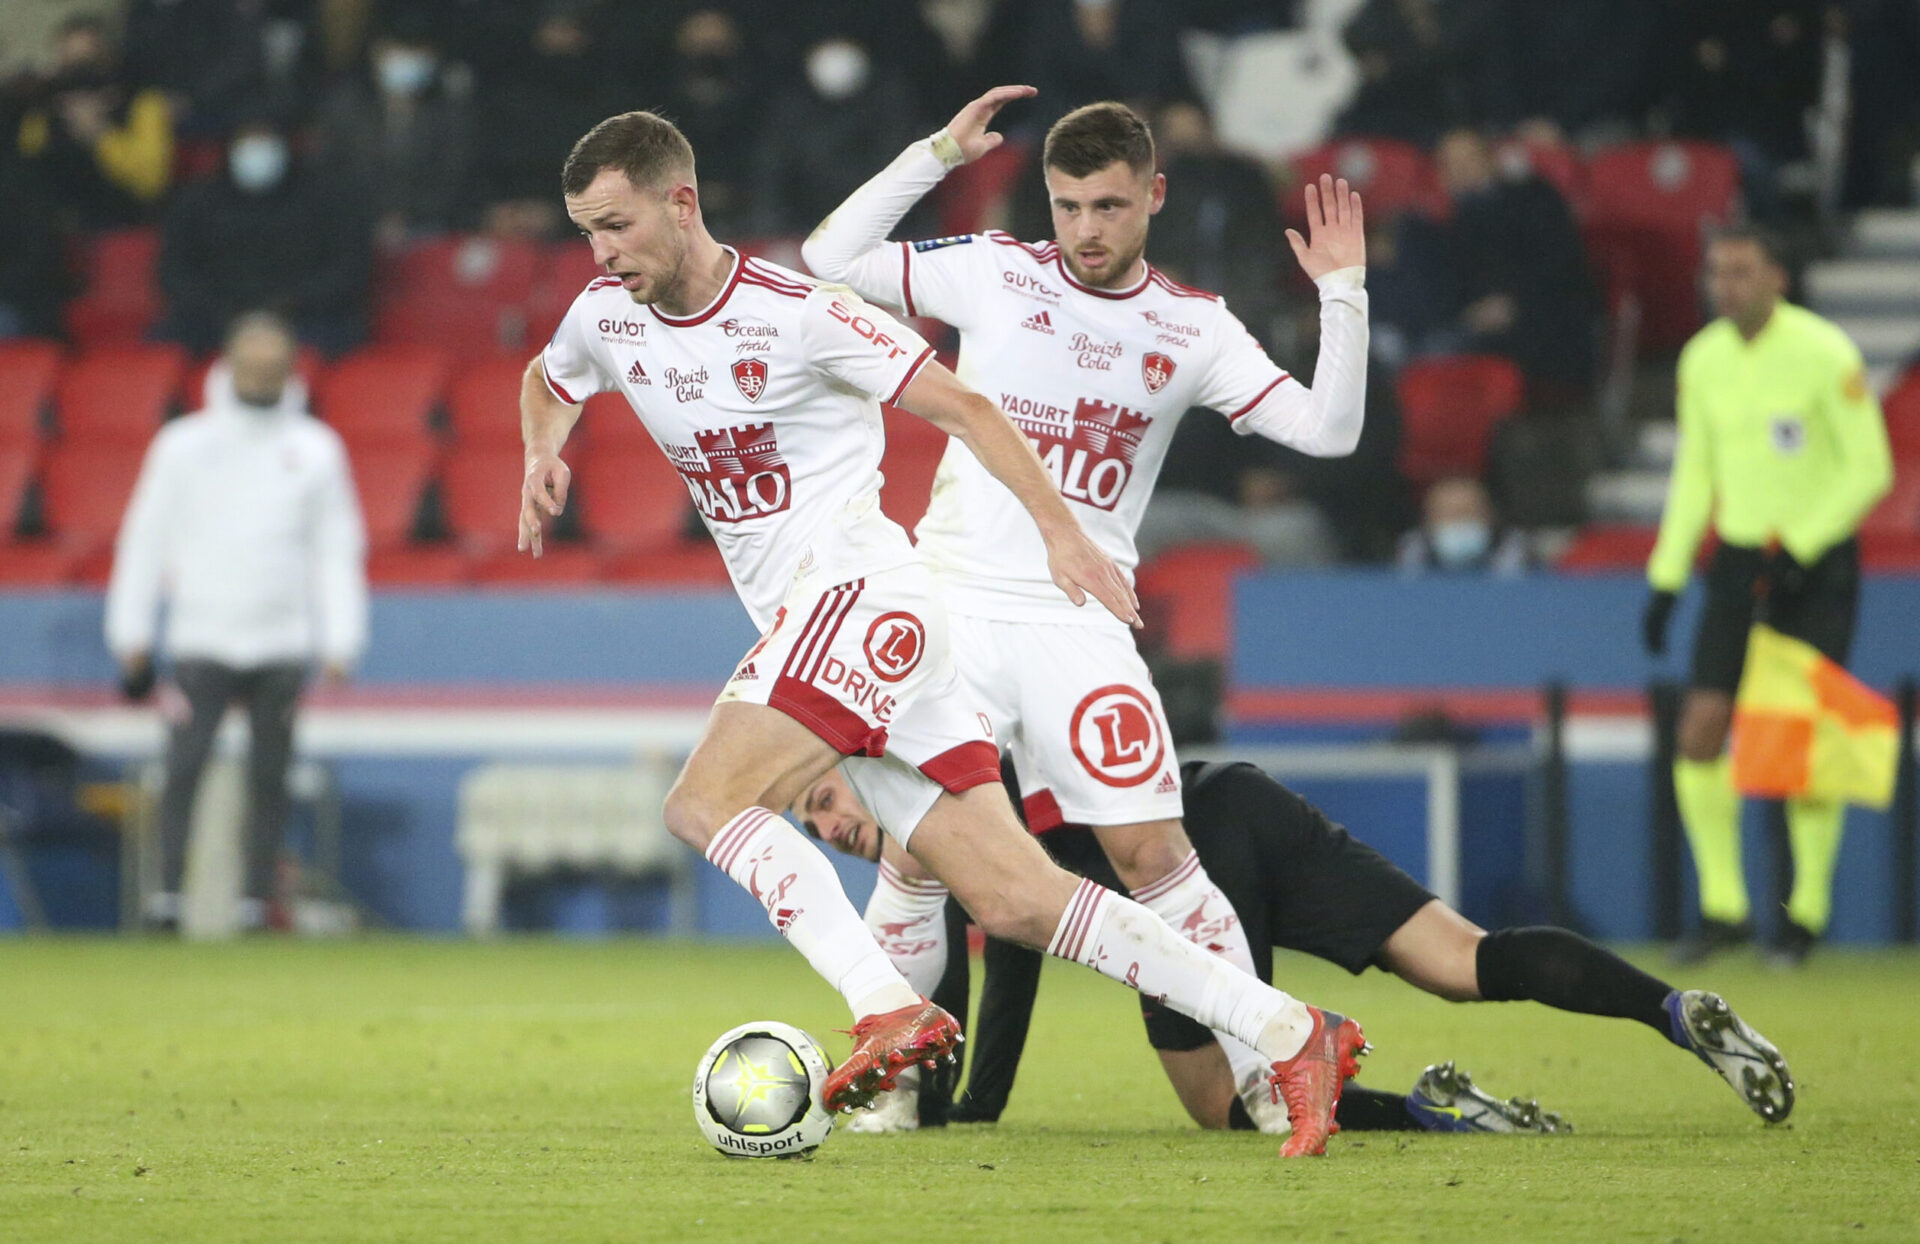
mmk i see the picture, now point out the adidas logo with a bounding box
[734,661,758,682]
[1021,310,1055,335]
[1154,770,1178,794]
[627,360,651,385]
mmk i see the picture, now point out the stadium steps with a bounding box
[1807,209,1920,383]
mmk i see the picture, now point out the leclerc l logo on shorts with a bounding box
[1069,684,1166,787]
[863,611,926,683]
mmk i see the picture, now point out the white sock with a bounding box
[1132,851,1271,1088]
[863,858,951,998]
[706,808,918,1018]
[1049,878,1314,1062]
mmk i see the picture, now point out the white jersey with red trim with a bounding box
[802,137,1368,625]
[542,250,937,628]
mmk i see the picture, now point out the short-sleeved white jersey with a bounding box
[895,231,1294,621]
[542,251,936,628]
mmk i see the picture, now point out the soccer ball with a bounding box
[692,1021,836,1159]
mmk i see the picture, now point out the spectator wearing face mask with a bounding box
[1396,474,1531,575]
[158,114,374,354]
[106,311,368,932]
[313,18,476,246]
[15,13,174,227]
[750,34,927,235]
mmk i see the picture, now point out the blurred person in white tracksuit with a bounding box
[105,311,368,930]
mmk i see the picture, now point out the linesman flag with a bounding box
[1731,624,1899,809]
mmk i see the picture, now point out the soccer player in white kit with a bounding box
[517,111,1367,1154]
[801,88,1369,1130]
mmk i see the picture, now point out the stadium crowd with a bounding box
[3,0,1919,586]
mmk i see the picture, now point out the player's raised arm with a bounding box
[1209,174,1370,458]
[801,84,1037,306]
[517,355,584,558]
[897,361,1140,627]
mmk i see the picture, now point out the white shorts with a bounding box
[950,613,1183,831]
[718,562,999,844]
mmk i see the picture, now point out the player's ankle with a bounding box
[1258,999,1315,1063]
[850,982,921,1020]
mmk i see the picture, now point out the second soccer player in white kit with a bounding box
[518,110,1367,1156]
[802,87,1369,1131]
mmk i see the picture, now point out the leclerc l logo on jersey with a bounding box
[1069,684,1165,787]
[669,423,792,523]
[863,611,925,682]
[731,357,767,402]
[1142,352,1176,394]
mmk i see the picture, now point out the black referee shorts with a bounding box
[1127,769,1437,1053]
[1689,539,1860,695]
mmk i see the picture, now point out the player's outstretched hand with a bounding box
[1046,527,1142,628]
[1286,173,1365,281]
[944,84,1037,164]
[518,451,571,558]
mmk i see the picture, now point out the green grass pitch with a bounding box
[3,938,1917,1243]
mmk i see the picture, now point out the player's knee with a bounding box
[661,780,723,851]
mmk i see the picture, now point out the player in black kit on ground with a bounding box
[801,760,1796,1133]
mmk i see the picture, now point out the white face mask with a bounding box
[1431,519,1493,567]
[229,135,289,193]
[376,48,436,96]
[805,40,869,101]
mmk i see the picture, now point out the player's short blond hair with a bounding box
[562,111,696,196]
[1043,102,1155,179]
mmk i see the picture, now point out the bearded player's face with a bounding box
[565,167,692,306]
[1046,160,1165,289]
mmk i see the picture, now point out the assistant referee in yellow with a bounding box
[1642,225,1892,967]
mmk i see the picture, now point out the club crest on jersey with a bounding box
[863,611,926,683]
[911,235,974,252]
[668,423,791,522]
[732,357,768,403]
[1069,684,1166,788]
[1142,352,1176,394]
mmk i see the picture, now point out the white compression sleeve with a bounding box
[800,134,955,304]
[1233,267,1369,457]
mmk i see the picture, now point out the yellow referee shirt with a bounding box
[1647,300,1892,592]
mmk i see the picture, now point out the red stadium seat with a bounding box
[366,543,473,586]
[446,356,530,447]
[344,442,437,549]
[0,539,86,585]
[56,344,187,444]
[1883,368,1920,462]
[373,234,542,361]
[1288,138,1443,223]
[0,444,36,531]
[1395,354,1526,485]
[878,407,949,536]
[39,443,147,550]
[1556,524,1660,572]
[1863,468,1920,535]
[525,242,608,350]
[180,347,325,410]
[1134,541,1263,661]
[63,228,164,346]
[572,445,698,552]
[313,345,449,448]
[471,543,606,585]
[437,445,528,550]
[598,539,732,586]
[1583,142,1741,354]
[0,340,62,445]
[579,391,654,450]
[1861,531,1920,571]
[935,140,1031,237]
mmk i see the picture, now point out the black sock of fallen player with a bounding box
[1228,1085,1422,1132]
[1475,926,1673,1034]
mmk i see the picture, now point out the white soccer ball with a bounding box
[692,1020,836,1159]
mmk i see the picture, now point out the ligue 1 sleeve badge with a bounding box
[732,357,768,403]
[1142,352,1175,394]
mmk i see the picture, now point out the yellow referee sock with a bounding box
[1674,755,1749,924]
[1785,797,1845,935]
